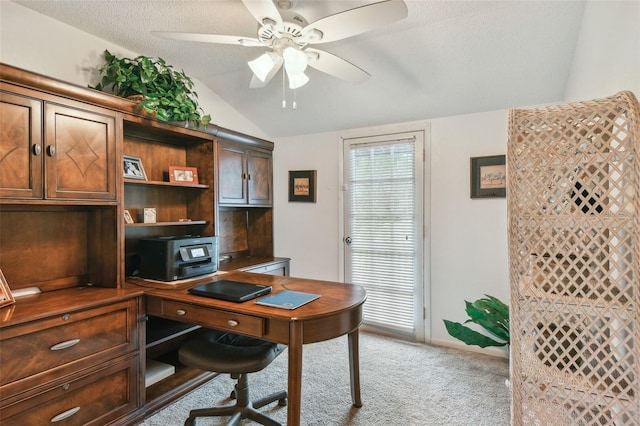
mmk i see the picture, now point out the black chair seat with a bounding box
[180,330,285,374]
[178,330,287,426]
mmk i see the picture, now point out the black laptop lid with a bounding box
[188,280,272,302]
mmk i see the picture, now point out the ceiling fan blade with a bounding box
[301,0,408,44]
[306,48,370,85]
[241,0,283,26]
[249,59,283,88]
[152,31,264,46]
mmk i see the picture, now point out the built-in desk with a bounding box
[132,271,367,426]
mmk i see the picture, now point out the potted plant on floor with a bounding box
[89,50,211,128]
[443,294,509,348]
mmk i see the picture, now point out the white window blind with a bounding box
[348,140,417,333]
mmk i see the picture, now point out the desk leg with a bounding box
[348,329,362,408]
[288,321,304,426]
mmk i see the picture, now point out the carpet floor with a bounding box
[138,332,510,425]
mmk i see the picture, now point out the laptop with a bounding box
[188,280,272,302]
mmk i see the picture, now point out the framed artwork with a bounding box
[143,207,157,224]
[169,166,199,184]
[123,209,134,224]
[288,170,317,202]
[0,268,15,308]
[470,155,506,198]
[123,155,147,180]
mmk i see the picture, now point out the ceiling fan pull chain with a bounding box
[293,89,297,110]
[282,68,287,109]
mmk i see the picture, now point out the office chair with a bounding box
[179,329,287,426]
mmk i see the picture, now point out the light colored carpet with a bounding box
[138,332,510,425]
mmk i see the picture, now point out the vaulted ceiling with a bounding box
[13,0,587,138]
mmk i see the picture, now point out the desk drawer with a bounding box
[0,299,138,391]
[148,299,264,337]
[1,355,139,426]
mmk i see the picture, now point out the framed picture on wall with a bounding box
[470,155,506,198]
[288,170,317,202]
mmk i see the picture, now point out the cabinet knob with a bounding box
[50,339,80,351]
[32,144,41,156]
[50,406,80,423]
[176,309,187,316]
[227,319,239,327]
[46,145,56,157]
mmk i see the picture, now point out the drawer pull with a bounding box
[50,406,80,422]
[227,320,239,327]
[50,339,80,351]
[176,309,187,315]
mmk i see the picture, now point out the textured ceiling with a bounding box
[13,0,587,138]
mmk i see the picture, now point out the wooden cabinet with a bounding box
[0,289,142,426]
[44,103,117,200]
[218,140,272,206]
[0,91,42,199]
[216,136,276,271]
[0,85,117,202]
[0,63,285,425]
[233,257,290,276]
[2,356,139,426]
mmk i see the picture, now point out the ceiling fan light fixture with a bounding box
[283,46,308,75]
[286,71,309,89]
[248,52,277,82]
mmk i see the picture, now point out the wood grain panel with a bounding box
[0,90,43,199]
[0,210,88,290]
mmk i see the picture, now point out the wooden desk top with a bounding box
[133,271,367,344]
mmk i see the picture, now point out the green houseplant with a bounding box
[90,50,211,128]
[443,295,509,348]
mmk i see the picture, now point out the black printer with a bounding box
[137,236,218,281]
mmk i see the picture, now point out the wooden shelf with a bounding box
[125,220,207,228]
[124,179,209,189]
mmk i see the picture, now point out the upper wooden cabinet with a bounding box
[218,140,272,207]
[0,91,43,199]
[0,87,117,202]
[45,103,117,200]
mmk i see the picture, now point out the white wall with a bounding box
[428,110,509,356]
[273,112,510,357]
[273,133,342,281]
[564,0,640,101]
[0,1,267,139]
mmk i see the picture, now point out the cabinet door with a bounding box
[218,142,247,205]
[247,149,272,206]
[44,103,117,200]
[0,91,43,199]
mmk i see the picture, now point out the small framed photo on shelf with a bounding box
[123,155,147,180]
[123,209,134,224]
[169,166,199,185]
[470,155,506,198]
[288,170,317,203]
[143,207,157,224]
[0,268,15,308]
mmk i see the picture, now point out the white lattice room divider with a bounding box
[508,91,640,425]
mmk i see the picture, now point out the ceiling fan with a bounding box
[152,0,408,90]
